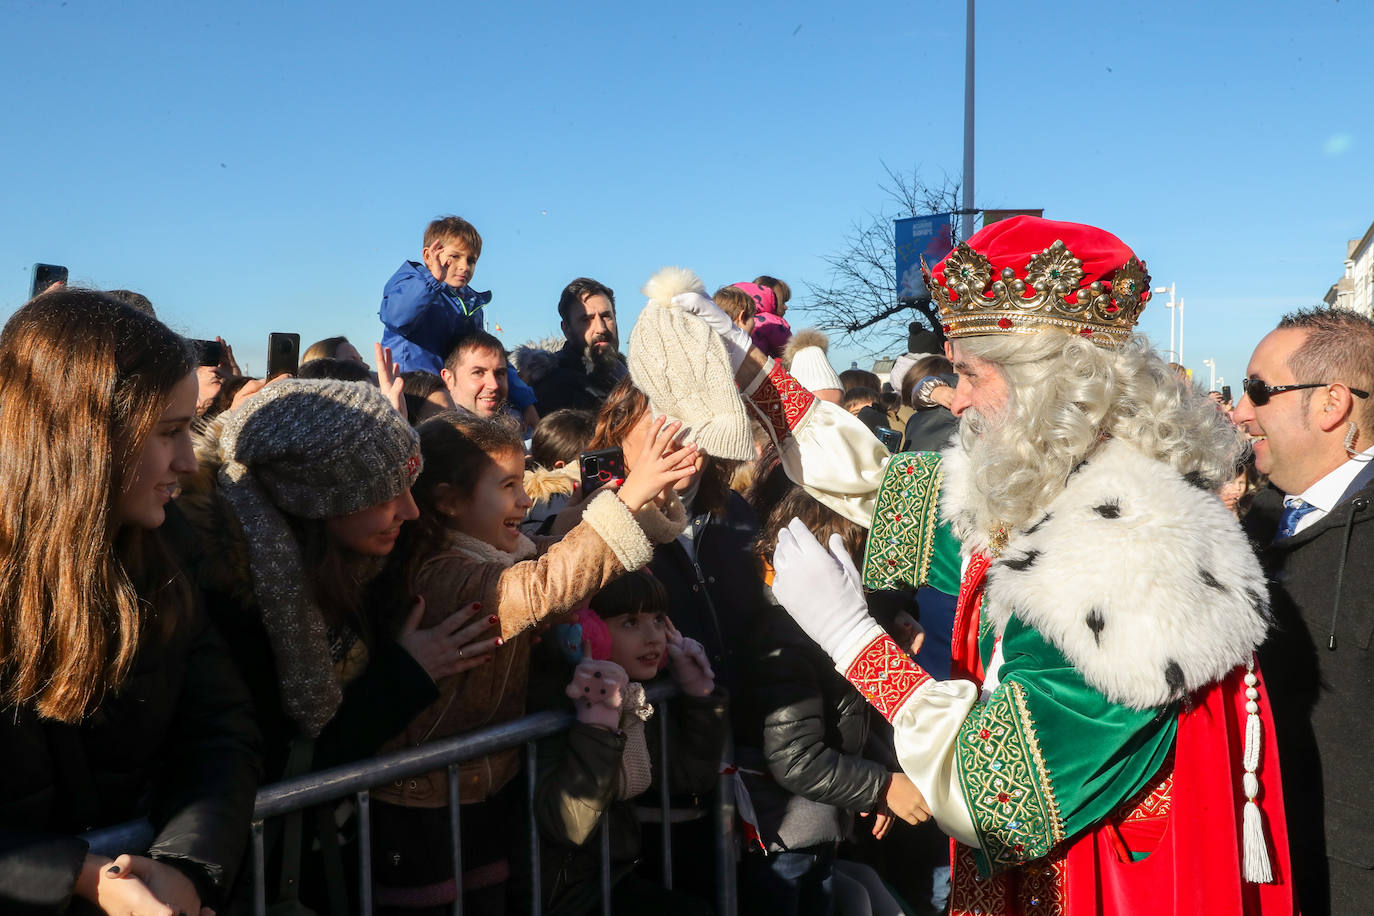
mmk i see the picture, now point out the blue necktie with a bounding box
[1274,498,1318,541]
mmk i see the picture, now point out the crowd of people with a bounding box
[1,213,1370,916]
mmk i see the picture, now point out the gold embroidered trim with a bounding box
[860,452,944,590]
[957,681,1066,872]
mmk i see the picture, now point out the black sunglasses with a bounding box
[1242,377,1370,407]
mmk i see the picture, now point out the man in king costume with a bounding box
[668,216,1298,914]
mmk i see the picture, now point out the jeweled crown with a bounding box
[922,239,1150,348]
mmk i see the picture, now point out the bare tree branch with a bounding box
[799,166,963,356]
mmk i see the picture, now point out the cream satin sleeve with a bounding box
[742,357,891,527]
[838,630,982,847]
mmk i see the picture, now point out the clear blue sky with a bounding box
[3,0,1370,392]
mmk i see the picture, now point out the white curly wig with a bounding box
[946,332,1247,544]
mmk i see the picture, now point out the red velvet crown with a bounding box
[923,216,1150,347]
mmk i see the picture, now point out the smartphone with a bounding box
[266,332,301,379]
[190,338,224,367]
[875,426,903,452]
[578,447,626,498]
[30,263,68,299]
[1221,384,1232,404]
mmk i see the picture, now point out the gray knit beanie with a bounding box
[627,267,754,461]
[214,379,422,736]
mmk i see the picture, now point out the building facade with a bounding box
[1324,220,1374,318]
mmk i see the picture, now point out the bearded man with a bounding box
[533,277,628,413]
[674,217,1296,914]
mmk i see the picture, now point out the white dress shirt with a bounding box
[1288,444,1374,535]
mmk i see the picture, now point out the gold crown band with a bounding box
[924,240,1150,348]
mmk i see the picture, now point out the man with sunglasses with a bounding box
[1234,307,1374,916]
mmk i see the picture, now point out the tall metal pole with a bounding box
[962,0,975,242]
[1178,297,1185,366]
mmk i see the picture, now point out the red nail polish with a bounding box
[488,614,499,624]
[495,637,504,647]
[473,602,482,610]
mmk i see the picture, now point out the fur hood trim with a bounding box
[510,345,560,389]
[524,464,578,503]
[784,328,830,368]
[968,438,1271,709]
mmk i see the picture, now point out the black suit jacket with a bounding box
[1250,462,1374,913]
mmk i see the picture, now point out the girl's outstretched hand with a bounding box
[397,597,501,680]
[617,415,699,513]
[665,618,715,697]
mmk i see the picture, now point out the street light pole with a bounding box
[1203,357,1216,392]
[1178,297,1185,366]
[961,0,975,242]
[1153,283,1177,360]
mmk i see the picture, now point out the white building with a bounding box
[1324,220,1374,318]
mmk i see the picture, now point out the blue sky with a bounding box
[2,0,1370,392]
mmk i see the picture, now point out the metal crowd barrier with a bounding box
[84,681,737,916]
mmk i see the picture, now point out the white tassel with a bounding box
[1240,659,1275,883]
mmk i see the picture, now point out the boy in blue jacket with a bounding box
[379,215,537,417]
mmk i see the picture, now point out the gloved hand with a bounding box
[771,517,884,668]
[671,291,754,372]
[566,658,628,731]
[665,621,715,697]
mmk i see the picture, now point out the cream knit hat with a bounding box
[789,345,843,394]
[627,267,754,461]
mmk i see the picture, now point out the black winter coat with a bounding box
[1250,469,1374,914]
[735,594,890,852]
[532,679,727,916]
[531,341,627,414]
[0,600,261,914]
[648,492,765,701]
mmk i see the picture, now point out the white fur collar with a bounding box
[975,438,1270,709]
[441,529,539,566]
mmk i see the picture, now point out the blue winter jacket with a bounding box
[378,260,535,410]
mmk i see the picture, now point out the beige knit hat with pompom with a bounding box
[627,267,754,461]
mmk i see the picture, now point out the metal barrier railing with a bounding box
[84,681,737,916]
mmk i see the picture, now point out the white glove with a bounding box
[670,291,754,372]
[771,517,884,669]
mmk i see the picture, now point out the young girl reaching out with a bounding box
[532,571,725,916]
[371,410,697,915]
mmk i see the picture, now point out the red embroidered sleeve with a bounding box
[844,633,932,722]
[747,358,816,444]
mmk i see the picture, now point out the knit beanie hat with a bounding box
[627,267,754,461]
[213,379,422,736]
[790,345,843,394]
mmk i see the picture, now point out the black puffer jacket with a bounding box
[0,598,261,914]
[735,592,890,851]
[649,491,766,700]
[1250,469,1374,913]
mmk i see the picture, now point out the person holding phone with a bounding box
[0,289,260,915]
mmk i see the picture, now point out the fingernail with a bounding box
[488,614,499,624]
[495,637,504,647]
[106,864,121,876]
[473,602,482,610]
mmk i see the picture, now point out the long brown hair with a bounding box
[588,377,738,516]
[0,290,195,722]
[749,451,867,569]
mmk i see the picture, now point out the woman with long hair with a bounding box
[0,289,260,915]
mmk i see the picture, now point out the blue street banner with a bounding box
[895,213,955,300]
